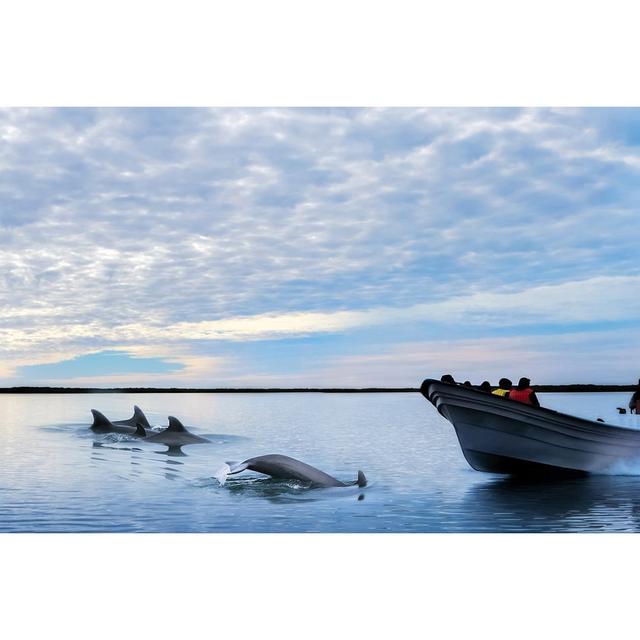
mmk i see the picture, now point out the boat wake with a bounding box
[600,457,640,476]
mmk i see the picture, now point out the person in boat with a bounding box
[463,380,472,387]
[508,377,540,407]
[629,379,640,414]
[440,374,456,384]
[492,378,512,397]
[479,380,492,393]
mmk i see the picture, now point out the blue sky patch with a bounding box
[18,351,183,380]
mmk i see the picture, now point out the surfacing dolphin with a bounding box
[90,406,152,435]
[112,405,151,429]
[90,410,209,453]
[141,416,210,446]
[90,409,148,437]
[214,454,367,488]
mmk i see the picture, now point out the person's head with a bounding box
[517,377,531,390]
[463,380,472,387]
[479,380,491,392]
[440,374,455,384]
[498,377,512,390]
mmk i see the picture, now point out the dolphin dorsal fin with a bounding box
[133,405,151,428]
[167,416,187,432]
[134,423,147,438]
[90,409,112,430]
[357,470,367,488]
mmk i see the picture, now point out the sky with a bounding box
[1,107,639,387]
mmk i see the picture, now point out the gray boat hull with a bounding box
[421,379,640,475]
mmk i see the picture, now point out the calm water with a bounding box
[1,391,640,533]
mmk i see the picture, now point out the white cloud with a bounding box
[291,330,640,387]
[1,274,638,364]
[1,108,640,384]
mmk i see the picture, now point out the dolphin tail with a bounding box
[357,470,367,488]
[213,461,249,485]
[90,409,112,431]
[134,423,147,438]
[227,461,250,474]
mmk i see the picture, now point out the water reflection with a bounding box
[463,475,640,532]
[92,442,143,453]
[89,432,247,458]
[154,445,188,457]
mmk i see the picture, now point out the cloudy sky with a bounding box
[1,107,639,387]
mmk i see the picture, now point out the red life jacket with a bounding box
[509,387,534,405]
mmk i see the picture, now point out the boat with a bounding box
[420,378,640,476]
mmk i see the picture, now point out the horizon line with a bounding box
[0,384,636,394]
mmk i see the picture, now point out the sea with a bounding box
[1,390,640,533]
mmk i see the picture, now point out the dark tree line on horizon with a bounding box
[0,384,636,394]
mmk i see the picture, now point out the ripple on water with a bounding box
[4,391,640,532]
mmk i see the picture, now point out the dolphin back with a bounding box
[244,454,347,488]
[167,416,187,432]
[113,405,152,428]
[214,454,368,489]
[90,409,114,431]
[144,417,210,445]
[134,423,147,438]
[131,406,151,428]
[90,409,144,436]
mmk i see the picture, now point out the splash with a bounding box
[213,463,232,485]
[600,457,640,476]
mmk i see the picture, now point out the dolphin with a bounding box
[141,416,210,446]
[90,409,148,437]
[112,405,152,429]
[214,454,367,488]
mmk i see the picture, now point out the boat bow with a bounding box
[421,378,640,475]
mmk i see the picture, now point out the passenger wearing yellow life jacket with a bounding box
[509,377,540,408]
[492,378,512,398]
[628,379,640,414]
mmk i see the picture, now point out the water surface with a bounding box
[1,391,639,532]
